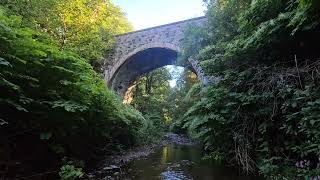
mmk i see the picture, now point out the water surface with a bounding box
[122,144,262,180]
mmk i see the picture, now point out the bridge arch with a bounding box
[103,16,209,96]
[109,43,183,96]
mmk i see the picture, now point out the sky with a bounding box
[112,0,206,30]
[112,0,206,87]
[167,65,184,87]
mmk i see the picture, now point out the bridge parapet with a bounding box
[110,16,206,65]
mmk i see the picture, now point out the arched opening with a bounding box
[109,45,200,134]
[124,65,199,126]
[110,46,183,96]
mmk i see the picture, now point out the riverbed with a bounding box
[91,134,263,180]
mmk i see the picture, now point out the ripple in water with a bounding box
[160,160,193,180]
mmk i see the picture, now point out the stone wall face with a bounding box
[103,16,208,94]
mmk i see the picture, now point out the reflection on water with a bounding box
[161,146,168,164]
[124,144,263,180]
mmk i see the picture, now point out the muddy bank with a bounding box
[87,133,194,179]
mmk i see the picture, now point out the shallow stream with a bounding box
[110,143,262,180]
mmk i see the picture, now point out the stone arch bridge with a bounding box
[103,16,208,96]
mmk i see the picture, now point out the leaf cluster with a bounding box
[180,0,320,178]
[0,7,143,178]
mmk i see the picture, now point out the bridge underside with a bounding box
[104,16,209,96]
[110,47,178,96]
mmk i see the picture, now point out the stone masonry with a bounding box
[103,16,208,96]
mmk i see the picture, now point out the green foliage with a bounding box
[0,0,132,69]
[0,6,144,178]
[128,68,172,142]
[59,165,83,180]
[136,113,166,144]
[179,0,320,178]
[129,67,199,140]
[169,70,200,133]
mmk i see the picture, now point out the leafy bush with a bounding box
[0,0,132,68]
[179,0,320,178]
[0,6,145,178]
[59,165,83,180]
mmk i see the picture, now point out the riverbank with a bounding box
[86,133,194,179]
[87,133,263,180]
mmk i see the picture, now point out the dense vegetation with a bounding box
[1,0,320,179]
[0,0,198,178]
[127,67,198,140]
[0,0,132,70]
[0,2,147,179]
[129,67,172,138]
[178,0,320,178]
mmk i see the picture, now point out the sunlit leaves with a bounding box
[0,0,132,69]
[0,7,146,174]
